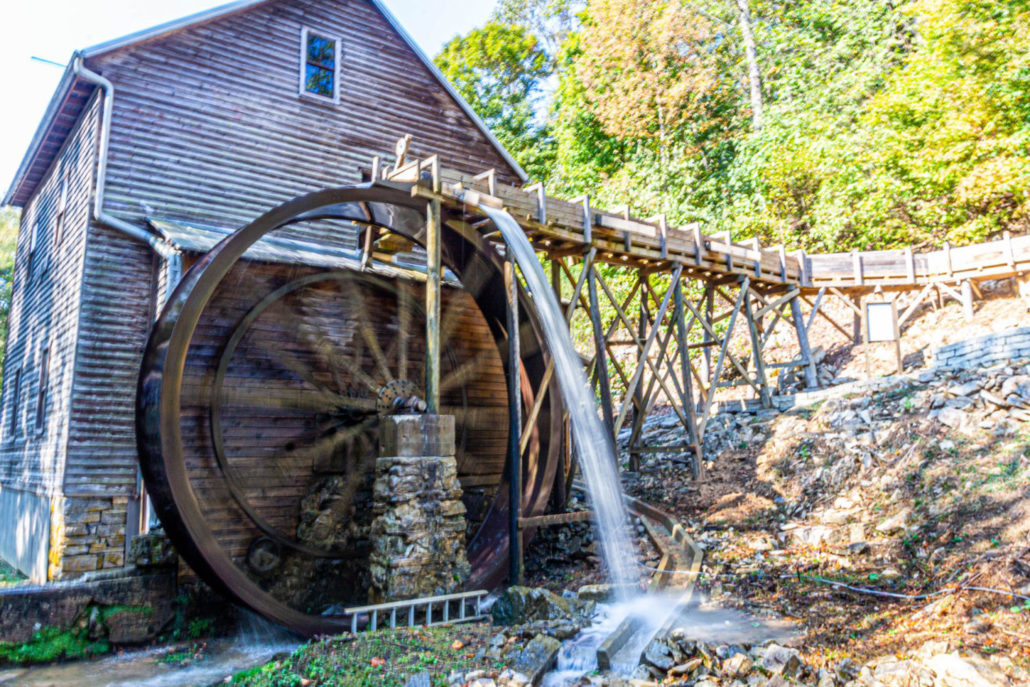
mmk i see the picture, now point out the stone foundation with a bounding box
[369,415,470,603]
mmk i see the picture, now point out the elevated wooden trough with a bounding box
[135,141,1029,636]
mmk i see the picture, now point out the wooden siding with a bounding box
[173,260,506,602]
[2,0,523,577]
[0,93,98,496]
[53,0,521,529]
[63,224,156,499]
[91,0,521,232]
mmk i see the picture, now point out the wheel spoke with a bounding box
[281,417,377,464]
[344,278,394,383]
[439,348,495,395]
[244,333,339,396]
[220,384,375,413]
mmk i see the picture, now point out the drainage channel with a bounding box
[541,487,705,685]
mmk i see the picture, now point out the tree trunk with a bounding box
[735,0,764,132]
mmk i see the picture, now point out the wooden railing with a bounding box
[388,156,1029,294]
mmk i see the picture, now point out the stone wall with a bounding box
[59,496,129,577]
[932,326,1030,370]
[0,571,175,645]
[369,415,470,603]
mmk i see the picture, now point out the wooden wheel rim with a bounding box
[137,184,563,635]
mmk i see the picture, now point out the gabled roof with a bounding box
[3,0,526,207]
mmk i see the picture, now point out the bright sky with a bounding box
[0,0,496,199]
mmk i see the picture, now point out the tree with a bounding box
[0,208,19,381]
[494,0,586,57]
[435,22,556,180]
[733,0,763,131]
[574,0,716,146]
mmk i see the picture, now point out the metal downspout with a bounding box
[72,54,181,540]
[71,54,183,283]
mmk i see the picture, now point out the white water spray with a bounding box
[481,206,638,593]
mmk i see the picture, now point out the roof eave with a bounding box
[80,0,269,58]
[5,0,529,209]
[3,60,80,207]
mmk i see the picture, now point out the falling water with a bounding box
[481,205,638,593]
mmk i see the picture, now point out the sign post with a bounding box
[863,299,902,377]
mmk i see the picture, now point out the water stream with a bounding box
[482,205,638,593]
[0,614,299,687]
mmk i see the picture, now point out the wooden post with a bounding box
[628,270,650,471]
[505,252,523,586]
[702,286,714,386]
[851,294,862,346]
[425,192,442,413]
[892,300,903,376]
[789,294,819,389]
[673,281,703,479]
[551,257,562,304]
[961,280,974,321]
[1018,273,1030,310]
[586,252,616,439]
[744,283,772,409]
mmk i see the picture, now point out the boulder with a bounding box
[876,509,910,534]
[760,644,802,679]
[509,634,561,685]
[642,638,675,671]
[492,586,587,626]
[722,652,754,679]
[938,407,968,428]
[927,652,1010,687]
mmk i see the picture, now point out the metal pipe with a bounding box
[72,55,181,275]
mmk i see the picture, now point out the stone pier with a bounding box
[368,414,470,603]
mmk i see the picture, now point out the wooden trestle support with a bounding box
[136,137,1030,634]
[383,142,1030,480]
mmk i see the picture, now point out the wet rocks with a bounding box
[509,634,561,685]
[760,644,803,678]
[491,586,592,627]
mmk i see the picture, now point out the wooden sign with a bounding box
[866,301,898,342]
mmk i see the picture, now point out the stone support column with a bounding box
[369,414,470,603]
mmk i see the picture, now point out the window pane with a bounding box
[307,35,335,68]
[305,64,334,97]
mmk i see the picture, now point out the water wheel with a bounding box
[137,184,564,635]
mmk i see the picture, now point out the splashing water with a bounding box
[481,205,638,593]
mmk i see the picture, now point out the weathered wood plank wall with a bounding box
[0,94,100,581]
[0,0,522,580]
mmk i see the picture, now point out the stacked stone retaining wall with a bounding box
[932,326,1030,370]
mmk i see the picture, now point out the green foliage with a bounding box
[233,626,491,687]
[435,22,556,179]
[0,626,110,666]
[445,0,1030,252]
[0,208,19,381]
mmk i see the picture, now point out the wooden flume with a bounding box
[136,137,1030,635]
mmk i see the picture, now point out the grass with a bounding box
[0,627,110,666]
[232,624,497,687]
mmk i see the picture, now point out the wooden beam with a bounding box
[744,283,772,408]
[614,266,684,435]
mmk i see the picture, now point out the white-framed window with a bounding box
[299,26,341,104]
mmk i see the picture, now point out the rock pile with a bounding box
[631,635,1027,686]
